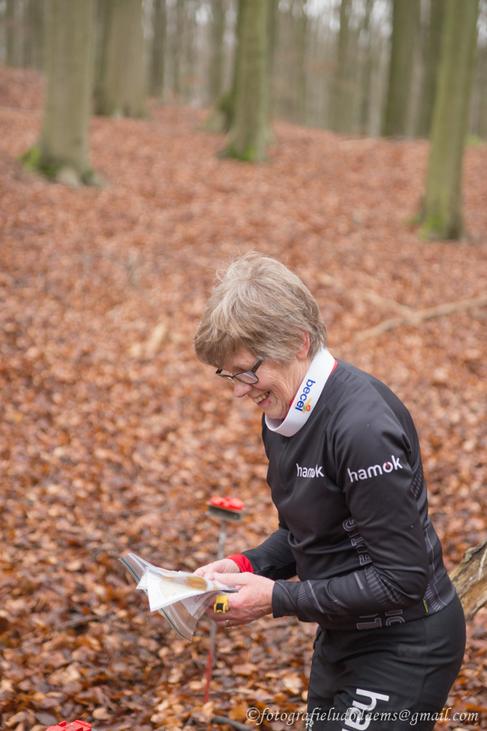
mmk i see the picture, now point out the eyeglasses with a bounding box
[216,358,263,385]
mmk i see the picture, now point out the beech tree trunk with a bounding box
[359,0,374,135]
[23,0,44,70]
[204,0,243,134]
[294,0,309,124]
[225,0,268,162]
[471,41,487,140]
[93,0,110,113]
[171,0,184,99]
[383,0,420,137]
[182,1,197,102]
[208,0,225,104]
[94,0,146,118]
[267,0,279,112]
[150,0,166,99]
[416,0,445,138]
[479,47,487,139]
[5,0,20,67]
[420,0,479,239]
[330,0,353,133]
[23,0,95,185]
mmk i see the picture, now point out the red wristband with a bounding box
[227,553,254,573]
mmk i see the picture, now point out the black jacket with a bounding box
[243,361,456,630]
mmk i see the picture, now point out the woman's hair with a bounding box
[194,253,327,366]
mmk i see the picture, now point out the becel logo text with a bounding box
[295,379,316,412]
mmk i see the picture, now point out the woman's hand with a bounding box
[211,572,274,627]
[194,558,240,579]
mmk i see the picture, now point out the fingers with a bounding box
[212,571,251,587]
[194,561,225,579]
[221,618,237,628]
[211,612,239,627]
[194,559,240,579]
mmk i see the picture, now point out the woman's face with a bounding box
[221,345,310,421]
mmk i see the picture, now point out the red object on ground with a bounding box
[46,722,91,731]
[208,496,244,512]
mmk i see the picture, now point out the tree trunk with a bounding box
[478,46,487,139]
[273,3,294,120]
[150,0,166,99]
[382,0,421,137]
[23,0,96,185]
[416,0,445,138]
[359,0,374,135]
[182,0,197,103]
[6,0,20,67]
[267,0,280,116]
[208,0,225,104]
[225,0,268,162]
[205,0,243,134]
[294,0,309,125]
[94,0,146,118]
[330,0,353,133]
[22,0,44,70]
[419,0,479,239]
[470,40,487,140]
[93,0,110,114]
[171,0,184,99]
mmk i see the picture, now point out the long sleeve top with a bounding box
[242,360,455,631]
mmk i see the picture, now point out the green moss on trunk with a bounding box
[21,146,99,187]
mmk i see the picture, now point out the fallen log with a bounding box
[353,294,487,343]
[450,540,487,621]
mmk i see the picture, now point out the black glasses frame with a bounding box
[215,357,263,385]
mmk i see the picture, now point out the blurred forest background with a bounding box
[2,0,487,136]
[0,1,486,730]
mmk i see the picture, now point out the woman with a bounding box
[194,254,465,730]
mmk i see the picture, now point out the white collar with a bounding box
[265,348,336,438]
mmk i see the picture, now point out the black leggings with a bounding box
[307,594,466,730]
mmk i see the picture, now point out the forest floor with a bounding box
[0,66,486,731]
